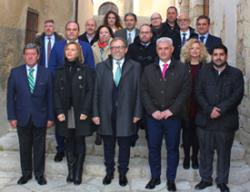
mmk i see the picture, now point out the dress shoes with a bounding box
[102,173,114,185]
[217,183,230,192]
[167,180,176,191]
[17,175,32,185]
[119,174,128,186]
[145,178,161,189]
[36,176,47,185]
[54,151,65,162]
[195,180,213,190]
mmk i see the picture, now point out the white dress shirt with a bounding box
[180,30,190,40]
[127,28,136,43]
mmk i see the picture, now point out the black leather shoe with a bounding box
[195,180,212,190]
[36,176,47,185]
[217,183,230,192]
[17,175,32,185]
[103,173,114,185]
[183,157,190,169]
[119,174,128,186]
[145,178,161,189]
[167,180,176,191]
[54,152,65,162]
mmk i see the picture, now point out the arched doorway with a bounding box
[98,2,119,15]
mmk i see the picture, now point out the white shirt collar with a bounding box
[159,59,171,71]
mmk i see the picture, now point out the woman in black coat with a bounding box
[54,42,94,185]
[180,38,210,169]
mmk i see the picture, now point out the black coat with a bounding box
[78,32,98,46]
[93,57,142,137]
[203,34,222,54]
[127,36,157,71]
[195,63,244,132]
[141,59,191,117]
[54,62,94,137]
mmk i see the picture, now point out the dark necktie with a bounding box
[47,37,52,67]
[127,32,132,45]
[199,35,205,43]
[182,32,187,46]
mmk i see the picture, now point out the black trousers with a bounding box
[182,118,199,158]
[65,129,85,154]
[102,135,131,175]
[17,120,46,177]
[197,128,235,184]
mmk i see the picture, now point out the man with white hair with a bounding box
[141,37,191,191]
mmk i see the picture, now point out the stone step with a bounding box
[0,151,249,186]
[0,131,246,161]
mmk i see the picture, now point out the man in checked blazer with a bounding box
[7,43,54,185]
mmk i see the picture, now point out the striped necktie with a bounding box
[127,32,132,45]
[114,61,122,86]
[28,68,35,93]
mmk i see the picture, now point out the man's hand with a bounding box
[133,117,140,123]
[92,117,100,125]
[57,114,65,122]
[9,120,17,128]
[210,107,221,119]
[162,109,173,119]
[47,121,54,128]
[152,111,163,120]
[80,114,88,120]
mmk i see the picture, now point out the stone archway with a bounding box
[98,2,119,15]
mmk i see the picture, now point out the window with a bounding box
[25,8,39,44]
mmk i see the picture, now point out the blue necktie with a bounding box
[182,32,187,46]
[200,35,205,43]
[114,61,121,86]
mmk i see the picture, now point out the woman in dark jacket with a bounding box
[180,38,210,169]
[54,42,94,184]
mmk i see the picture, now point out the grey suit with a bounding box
[115,28,139,44]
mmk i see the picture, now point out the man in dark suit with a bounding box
[172,13,198,60]
[115,12,139,45]
[141,37,191,191]
[33,19,64,68]
[49,21,95,73]
[78,18,98,45]
[33,20,65,162]
[195,44,244,192]
[196,15,222,54]
[162,6,179,34]
[7,43,54,185]
[92,38,142,187]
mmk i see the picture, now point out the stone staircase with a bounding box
[0,130,250,192]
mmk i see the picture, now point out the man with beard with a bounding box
[195,44,244,192]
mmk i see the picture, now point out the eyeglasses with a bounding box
[110,46,126,50]
[151,17,161,21]
[178,19,189,22]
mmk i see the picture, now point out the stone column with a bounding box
[237,0,250,164]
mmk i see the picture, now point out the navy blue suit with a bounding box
[48,40,95,72]
[205,34,222,54]
[7,64,53,178]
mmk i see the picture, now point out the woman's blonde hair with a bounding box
[64,42,85,64]
[180,38,210,64]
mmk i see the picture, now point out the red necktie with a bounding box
[162,63,169,78]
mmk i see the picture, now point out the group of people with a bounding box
[6,6,244,192]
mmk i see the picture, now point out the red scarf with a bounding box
[98,41,108,48]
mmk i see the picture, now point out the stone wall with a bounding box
[0,0,74,132]
[237,0,250,164]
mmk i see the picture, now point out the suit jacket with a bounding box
[173,27,198,60]
[115,28,139,43]
[33,32,64,67]
[48,40,95,73]
[195,63,244,132]
[7,64,54,127]
[93,56,142,137]
[141,59,191,117]
[78,32,98,46]
[204,34,222,54]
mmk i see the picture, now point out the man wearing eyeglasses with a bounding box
[92,37,142,187]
